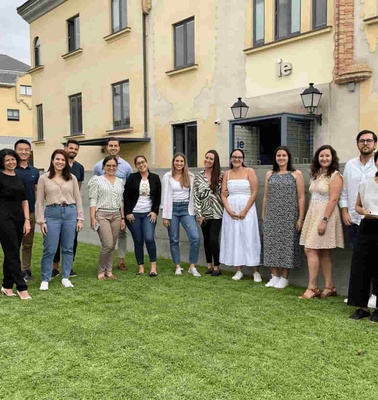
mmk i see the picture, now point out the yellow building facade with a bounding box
[18,0,376,169]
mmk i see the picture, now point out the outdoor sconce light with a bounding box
[300,83,322,125]
[231,97,249,119]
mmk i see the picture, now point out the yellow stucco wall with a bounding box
[0,73,32,141]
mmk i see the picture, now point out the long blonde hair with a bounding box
[171,152,190,188]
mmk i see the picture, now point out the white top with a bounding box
[133,179,153,213]
[170,178,190,201]
[161,171,195,219]
[339,156,377,225]
[88,175,124,211]
[359,178,378,216]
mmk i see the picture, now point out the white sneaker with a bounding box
[62,278,74,288]
[344,298,348,304]
[188,267,201,277]
[274,277,289,289]
[368,294,377,309]
[253,271,262,283]
[265,275,280,287]
[175,268,182,275]
[232,271,243,281]
[39,281,49,291]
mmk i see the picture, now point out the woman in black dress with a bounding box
[0,149,32,300]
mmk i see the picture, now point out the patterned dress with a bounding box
[263,172,301,269]
[300,171,344,249]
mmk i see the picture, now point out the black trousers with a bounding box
[201,219,222,267]
[347,219,378,308]
[0,214,28,291]
[53,229,78,264]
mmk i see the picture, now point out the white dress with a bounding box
[220,179,261,266]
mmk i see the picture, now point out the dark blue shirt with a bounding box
[15,164,40,212]
[70,161,84,183]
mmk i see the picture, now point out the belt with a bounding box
[173,200,189,204]
[46,203,76,208]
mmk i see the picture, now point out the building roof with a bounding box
[0,54,30,86]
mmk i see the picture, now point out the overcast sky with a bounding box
[0,0,31,66]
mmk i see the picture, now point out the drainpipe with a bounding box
[142,12,148,137]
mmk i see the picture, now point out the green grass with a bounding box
[1,235,377,400]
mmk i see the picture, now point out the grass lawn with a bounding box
[1,234,377,400]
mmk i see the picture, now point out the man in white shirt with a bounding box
[93,137,132,270]
[340,130,377,307]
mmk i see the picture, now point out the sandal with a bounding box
[105,274,117,279]
[321,287,337,298]
[97,274,106,280]
[298,288,321,299]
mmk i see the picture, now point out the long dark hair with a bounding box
[48,149,71,180]
[272,146,296,172]
[311,145,339,178]
[205,150,221,193]
[229,148,246,169]
[0,148,20,170]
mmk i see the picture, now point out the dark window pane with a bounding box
[68,16,79,52]
[112,81,129,129]
[276,0,290,39]
[174,24,185,68]
[113,84,121,127]
[186,20,195,65]
[313,0,327,28]
[37,105,44,141]
[186,124,197,167]
[120,0,127,29]
[122,82,130,127]
[254,0,264,44]
[173,126,185,154]
[77,95,82,133]
[34,37,40,67]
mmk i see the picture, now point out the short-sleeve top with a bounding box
[0,172,27,217]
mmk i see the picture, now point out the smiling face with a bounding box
[3,155,17,172]
[230,150,244,168]
[275,149,289,168]
[357,133,376,157]
[15,143,31,162]
[173,155,185,172]
[318,149,332,169]
[52,153,66,172]
[107,140,120,157]
[204,152,215,169]
[65,143,79,160]
[104,159,118,176]
[135,157,148,173]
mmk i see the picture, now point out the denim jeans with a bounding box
[126,212,157,265]
[41,204,77,282]
[168,202,200,265]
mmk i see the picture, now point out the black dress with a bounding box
[0,172,28,291]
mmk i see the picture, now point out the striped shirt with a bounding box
[88,175,124,211]
[193,171,223,219]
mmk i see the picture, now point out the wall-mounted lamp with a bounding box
[300,83,322,125]
[231,97,249,119]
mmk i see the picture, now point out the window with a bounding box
[7,109,20,121]
[275,0,301,40]
[112,0,127,33]
[20,85,32,96]
[69,93,83,135]
[67,15,80,52]
[34,37,40,67]
[36,104,44,141]
[313,0,327,29]
[173,123,197,167]
[112,80,130,129]
[174,18,195,69]
[253,0,265,46]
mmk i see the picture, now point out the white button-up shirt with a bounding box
[339,156,377,225]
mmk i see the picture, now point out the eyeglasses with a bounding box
[231,156,244,160]
[358,139,375,144]
[135,161,146,166]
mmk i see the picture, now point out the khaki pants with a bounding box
[96,210,122,274]
[21,212,36,272]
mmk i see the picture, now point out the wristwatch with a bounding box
[322,216,329,222]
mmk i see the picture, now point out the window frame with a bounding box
[253,0,265,47]
[172,122,198,167]
[7,109,20,121]
[34,37,40,67]
[112,80,130,130]
[173,17,195,69]
[36,104,44,141]
[275,0,301,41]
[69,93,83,136]
[111,0,128,33]
[20,85,32,96]
[312,0,327,30]
[67,14,80,53]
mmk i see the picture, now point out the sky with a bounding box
[0,0,31,66]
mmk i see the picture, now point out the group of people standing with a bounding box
[1,133,377,323]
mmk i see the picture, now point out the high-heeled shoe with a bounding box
[298,288,321,299]
[17,290,32,300]
[321,287,337,298]
[1,287,16,297]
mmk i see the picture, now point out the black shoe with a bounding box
[22,270,34,282]
[51,269,60,278]
[211,269,221,277]
[349,308,371,320]
[70,269,77,277]
[204,268,214,274]
[370,309,378,323]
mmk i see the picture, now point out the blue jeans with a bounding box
[41,205,77,281]
[126,212,157,265]
[168,202,200,265]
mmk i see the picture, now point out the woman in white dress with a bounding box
[220,149,261,281]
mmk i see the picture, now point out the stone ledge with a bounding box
[103,27,131,44]
[334,64,373,85]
